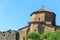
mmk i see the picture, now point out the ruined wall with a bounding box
[0,30,17,40]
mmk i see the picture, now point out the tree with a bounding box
[55,30,60,40]
[41,30,60,40]
[26,30,60,40]
[26,32,40,40]
[41,31,56,40]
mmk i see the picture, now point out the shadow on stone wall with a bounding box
[16,32,19,40]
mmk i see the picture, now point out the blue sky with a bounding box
[0,0,60,31]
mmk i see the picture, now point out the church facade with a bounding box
[19,8,60,40]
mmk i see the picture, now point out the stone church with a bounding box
[19,8,60,40]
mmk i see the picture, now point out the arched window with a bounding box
[34,29,36,31]
[39,18,40,21]
[23,37,25,40]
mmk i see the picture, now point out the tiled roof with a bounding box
[35,8,52,12]
[30,8,53,16]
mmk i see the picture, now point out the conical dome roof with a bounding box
[35,8,52,12]
[30,8,53,16]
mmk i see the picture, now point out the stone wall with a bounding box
[30,13,45,22]
[0,30,18,40]
[19,27,29,40]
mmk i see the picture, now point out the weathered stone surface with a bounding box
[19,8,60,40]
[0,30,18,40]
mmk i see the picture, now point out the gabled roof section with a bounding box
[19,26,28,30]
